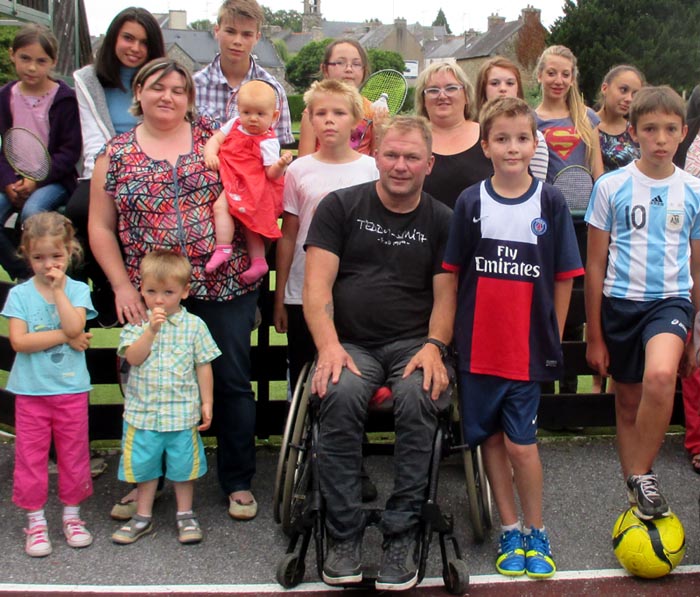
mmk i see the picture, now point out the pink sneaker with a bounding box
[25,525,52,557]
[63,519,93,548]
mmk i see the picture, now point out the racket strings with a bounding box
[554,169,593,213]
[360,70,407,115]
[4,128,50,181]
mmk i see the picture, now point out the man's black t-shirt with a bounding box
[305,181,452,347]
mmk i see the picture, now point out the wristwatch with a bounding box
[425,338,448,358]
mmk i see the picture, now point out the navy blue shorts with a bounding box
[602,296,693,383]
[458,371,540,448]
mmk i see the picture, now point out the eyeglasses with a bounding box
[326,61,364,70]
[423,84,464,98]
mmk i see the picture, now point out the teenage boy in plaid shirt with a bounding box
[193,0,291,520]
[111,251,221,546]
[195,0,293,145]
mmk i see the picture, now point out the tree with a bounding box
[432,8,452,34]
[367,49,405,74]
[273,39,289,64]
[548,0,700,102]
[263,6,302,32]
[0,26,19,85]
[285,38,333,91]
[189,19,214,31]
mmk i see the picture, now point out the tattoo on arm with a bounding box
[324,301,334,320]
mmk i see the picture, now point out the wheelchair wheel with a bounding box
[280,370,313,536]
[443,558,470,595]
[475,446,493,530]
[273,362,311,524]
[276,552,305,588]
[463,445,492,543]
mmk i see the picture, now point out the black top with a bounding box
[423,139,493,209]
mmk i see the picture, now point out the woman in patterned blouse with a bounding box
[89,57,262,520]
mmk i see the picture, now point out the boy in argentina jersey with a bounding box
[585,86,700,521]
[443,98,583,580]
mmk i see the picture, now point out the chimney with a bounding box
[311,26,324,41]
[521,5,542,26]
[487,13,505,31]
[168,10,187,30]
[395,17,407,31]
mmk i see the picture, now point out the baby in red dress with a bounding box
[204,80,292,282]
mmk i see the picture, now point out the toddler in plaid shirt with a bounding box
[112,250,221,546]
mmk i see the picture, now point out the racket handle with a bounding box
[372,93,389,111]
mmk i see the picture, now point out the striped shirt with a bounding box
[530,130,549,182]
[194,54,294,145]
[118,307,221,432]
[585,162,700,301]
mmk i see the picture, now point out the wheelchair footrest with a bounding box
[422,502,453,534]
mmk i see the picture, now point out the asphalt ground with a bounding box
[0,432,699,594]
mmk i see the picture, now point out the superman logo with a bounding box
[543,126,582,160]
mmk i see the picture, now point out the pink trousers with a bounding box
[682,370,700,455]
[13,392,93,511]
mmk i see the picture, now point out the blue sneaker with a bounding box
[524,527,556,579]
[495,528,525,576]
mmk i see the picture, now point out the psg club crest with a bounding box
[531,217,548,236]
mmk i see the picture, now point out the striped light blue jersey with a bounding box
[585,162,700,301]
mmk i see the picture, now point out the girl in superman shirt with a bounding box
[534,45,603,183]
[534,45,604,394]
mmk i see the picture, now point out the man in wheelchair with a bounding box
[303,115,456,590]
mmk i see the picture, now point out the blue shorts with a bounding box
[458,372,540,448]
[118,421,207,483]
[602,296,693,383]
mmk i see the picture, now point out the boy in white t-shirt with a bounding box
[273,78,379,390]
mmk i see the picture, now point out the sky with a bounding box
[84,0,566,36]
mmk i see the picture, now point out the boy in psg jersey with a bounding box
[585,86,700,521]
[443,97,583,580]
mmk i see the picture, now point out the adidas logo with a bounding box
[651,195,664,206]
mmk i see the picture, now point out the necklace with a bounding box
[17,82,56,108]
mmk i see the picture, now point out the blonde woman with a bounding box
[534,45,603,182]
[535,45,603,394]
[416,61,493,209]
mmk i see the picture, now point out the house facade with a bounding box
[425,6,546,90]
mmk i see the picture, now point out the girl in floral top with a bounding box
[596,65,645,172]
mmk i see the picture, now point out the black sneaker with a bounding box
[322,533,363,585]
[376,529,419,591]
[626,471,669,519]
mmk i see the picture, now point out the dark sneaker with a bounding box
[376,529,419,591]
[322,534,362,585]
[626,472,669,520]
[524,528,556,579]
[495,528,525,576]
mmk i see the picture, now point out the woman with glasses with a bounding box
[298,39,385,157]
[417,61,493,209]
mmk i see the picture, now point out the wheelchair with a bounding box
[273,361,473,594]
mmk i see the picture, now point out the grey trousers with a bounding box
[315,337,450,540]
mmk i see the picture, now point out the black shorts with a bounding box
[602,296,693,383]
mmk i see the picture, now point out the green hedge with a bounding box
[287,94,305,123]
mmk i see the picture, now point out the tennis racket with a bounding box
[360,69,408,116]
[3,127,50,182]
[552,165,594,216]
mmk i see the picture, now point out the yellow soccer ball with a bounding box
[612,508,686,579]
